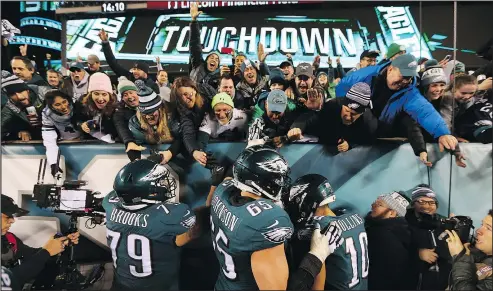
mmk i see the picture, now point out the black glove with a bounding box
[210,164,226,186]
[204,151,219,170]
[147,153,163,164]
[126,150,142,162]
[50,164,63,177]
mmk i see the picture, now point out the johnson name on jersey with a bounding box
[210,180,294,290]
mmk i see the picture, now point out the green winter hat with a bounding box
[117,76,137,95]
[211,92,234,109]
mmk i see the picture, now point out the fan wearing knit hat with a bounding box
[410,184,439,215]
[268,68,286,91]
[370,191,411,218]
[342,82,372,123]
[198,92,248,143]
[365,191,416,290]
[117,76,139,108]
[1,72,43,141]
[307,81,374,152]
[79,72,117,143]
[129,80,177,146]
[420,60,448,102]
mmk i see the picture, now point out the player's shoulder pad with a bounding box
[248,201,294,244]
[102,190,120,209]
[154,201,194,224]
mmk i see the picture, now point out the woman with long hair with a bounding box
[128,81,181,163]
[171,76,210,166]
[41,89,82,176]
[75,72,118,143]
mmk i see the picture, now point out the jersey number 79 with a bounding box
[107,229,153,278]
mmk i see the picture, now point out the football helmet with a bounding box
[113,159,177,205]
[232,145,291,201]
[283,174,336,224]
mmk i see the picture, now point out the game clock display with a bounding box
[101,2,126,13]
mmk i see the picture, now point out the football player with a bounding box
[103,159,203,291]
[284,174,369,290]
[2,266,20,291]
[210,145,344,290]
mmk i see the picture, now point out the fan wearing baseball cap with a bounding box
[377,43,407,65]
[346,50,380,76]
[1,194,79,287]
[247,89,307,148]
[335,53,458,153]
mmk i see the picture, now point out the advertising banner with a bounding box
[66,6,434,69]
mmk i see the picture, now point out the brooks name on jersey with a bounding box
[109,207,150,228]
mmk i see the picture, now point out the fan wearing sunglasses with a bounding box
[60,61,90,103]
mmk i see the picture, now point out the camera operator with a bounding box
[1,194,79,287]
[446,210,492,290]
[405,184,452,290]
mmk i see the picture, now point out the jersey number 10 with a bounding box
[107,229,153,278]
[346,232,369,288]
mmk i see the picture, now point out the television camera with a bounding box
[31,154,105,290]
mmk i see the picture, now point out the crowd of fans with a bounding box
[2,4,493,172]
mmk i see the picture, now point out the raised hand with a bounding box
[98,29,109,42]
[190,2,203,21]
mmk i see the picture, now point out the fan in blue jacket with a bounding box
[335,53,457,151]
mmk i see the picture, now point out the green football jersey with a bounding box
[103,191,195,290]
[292,213,368,290]
[210,180,294,290]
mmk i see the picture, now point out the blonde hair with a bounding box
[136,106,173,144]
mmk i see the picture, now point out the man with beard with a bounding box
[98,29,159,93]
[295,63,314,100]
[295,82,377,153]
[247,90,307,148]
[1,73,42,141]
[188,2,221,89]
[60,62,90,102]
[112,77,146,161]
[10,56,48,86]
[236,57,270,111]
[86,54,104,75]
[365,191,417,290]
